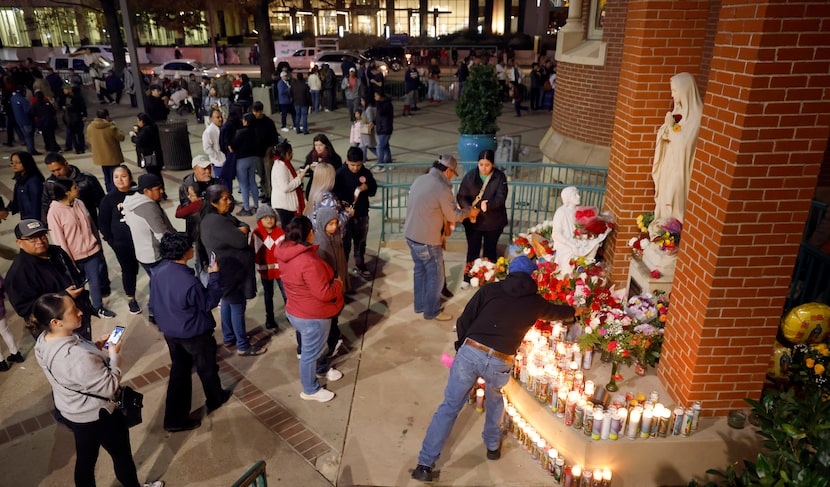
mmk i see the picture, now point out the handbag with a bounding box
[47,347,144,428]
[140,153,159,169]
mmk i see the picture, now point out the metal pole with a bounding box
[118,0,145,114]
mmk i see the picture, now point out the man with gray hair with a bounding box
[403,155,479,321]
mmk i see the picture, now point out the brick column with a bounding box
[603,0,709,276]
[658,0,830,415]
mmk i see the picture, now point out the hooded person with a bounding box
[313,206,350,294]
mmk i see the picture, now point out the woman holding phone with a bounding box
[32,293,163,487]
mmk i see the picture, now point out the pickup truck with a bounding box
[273,47,319,72]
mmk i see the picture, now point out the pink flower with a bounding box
[650,269,661,278]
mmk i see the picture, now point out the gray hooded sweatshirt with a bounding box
[34,333,121,423]
[123,191,176,264]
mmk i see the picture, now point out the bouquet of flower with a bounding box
[790,343,830,395]
[652,218,682,253]
[579,305,636,365]
[510,233,554,260]
[534,260,573,304]
[636,213,654,234]
[464,257,508,287]
[574,206,615,240]
[628,235,651,258]
[527,220,554,241]
[626,294,659,322]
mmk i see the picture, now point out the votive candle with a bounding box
[475,389,485,412]
[601,468,612,486]
[592,409,605,440]
[640,409,653,439]
[626,407,641,439]
[571,465,581,487]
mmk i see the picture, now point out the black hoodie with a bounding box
[454,272,575,355]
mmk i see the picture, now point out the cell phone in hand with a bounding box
[105,325,126,349]
[210,252,216,267]
[77,277,89,288]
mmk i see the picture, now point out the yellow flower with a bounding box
[672,124,682,132]
[806,358,815,368]
[816,364,826,375]
[815,344,829,357]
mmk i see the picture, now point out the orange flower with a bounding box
[816,364,826,375]
[806,358,815,368]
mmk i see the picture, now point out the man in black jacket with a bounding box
[251,101,279,201]
[41,152,106,226]
[6,219,95,340]
[411,256,576,482]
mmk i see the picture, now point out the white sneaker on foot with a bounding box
[300,388,335,402]
[319,367,343,381]
[143,481,164,487]
[327,338,344,358]
[460,281,471,290]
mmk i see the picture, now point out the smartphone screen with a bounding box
[105,325,126,349]
[210,252,216,267]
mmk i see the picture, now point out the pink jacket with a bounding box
[47,199,101,262]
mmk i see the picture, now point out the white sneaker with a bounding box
[143,481,164,487]
[459,281,471,290]
[322,367,343,381]
[300,388,335,402]
[280,127,290,132]
[296,353,301,360]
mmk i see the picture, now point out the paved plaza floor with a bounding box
[0,93,565,486]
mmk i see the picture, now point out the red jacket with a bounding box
[274,240,343,319]
[251,222,284,280]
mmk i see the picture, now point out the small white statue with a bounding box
[551,186,611,276]
[651,72,703,227]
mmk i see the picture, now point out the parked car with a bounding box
[151,59,225,78]
[72,45,130,64]
[47,55,113,85]
[311,51,387,77]
[273,47,319,72]
[363,46,405,71]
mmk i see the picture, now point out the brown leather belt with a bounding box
[463,338,514,362]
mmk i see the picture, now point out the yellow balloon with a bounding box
[780,303,830,344]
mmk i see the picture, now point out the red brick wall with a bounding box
[603,0,830,416]
[662,0,830,415]
[551,0,628,146]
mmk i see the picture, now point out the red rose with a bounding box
[673,114,682,123]
[650,269,662,278]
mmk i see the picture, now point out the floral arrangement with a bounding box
[636,213,654,233]
[510,233,553,259]
[527,220,554,241]
[628,235,651,258]
[574,206,615,240]
[671,113,683,132]
[464,257,509,287]
[791,342,830,394]
[533,260,573,304]
[652,218,682,253]
[579,291,671,370]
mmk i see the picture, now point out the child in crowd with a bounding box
[358,99,378,164]
[174,182,202,219]
[349,108,362,148]
[313,206,348,357]
[334,147,378,279]
[0,274,24,372]
[251,205,286,330]
[402,93,412,117]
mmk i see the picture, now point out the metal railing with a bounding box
[231,460,267,487]
[370,162,609,242]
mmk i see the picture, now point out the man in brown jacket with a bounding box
[86,108,125,192]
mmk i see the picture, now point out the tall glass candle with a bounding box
[582,468,592,486]
[626,407,641,439]
[593,409,605,440]
[571,465,581,487]
[640,409,653,439]
[475,389,485,412]
[563,466,573,487]
[592,469,603,486]
[601,468,612,487]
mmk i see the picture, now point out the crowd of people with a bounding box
[0,50,563,485]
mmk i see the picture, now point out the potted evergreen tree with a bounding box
[456,63,502,166]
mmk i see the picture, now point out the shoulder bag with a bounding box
[139,153,159,169]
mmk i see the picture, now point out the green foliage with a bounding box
[456,63,502,135]
[689,348,830,487]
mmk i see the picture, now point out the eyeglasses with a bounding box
[19,233,48,241]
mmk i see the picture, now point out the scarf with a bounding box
[280,157,305,216]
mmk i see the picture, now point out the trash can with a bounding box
[253,85,274,116]
[158,121,192,171]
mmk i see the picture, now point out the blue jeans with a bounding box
[376,133,391,167]
[427,79,440,101]
[102,165,117,193]
[286,312,331,394]
[406,238,443,319]
[417,344,513,467]
[293,105,308,133]
[236,156,259,211]
[220,300,250,351]
[75,251,107,310]
[310,90,320,112]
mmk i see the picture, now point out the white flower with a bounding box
[628,236,638,246]
[640,238,650,249]
[471,277,480,287]
[484,270,495,281]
